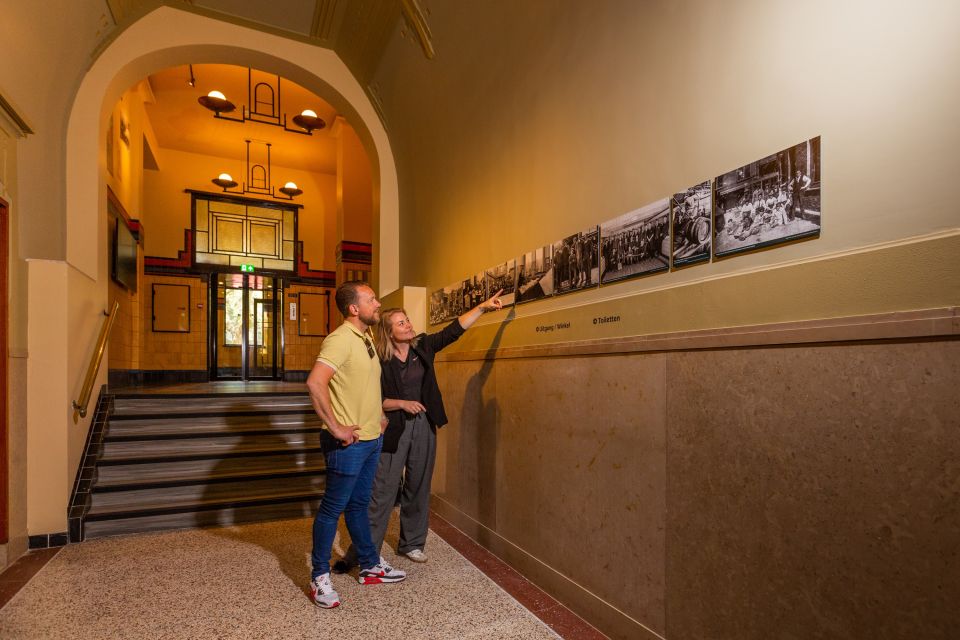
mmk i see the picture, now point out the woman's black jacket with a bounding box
[380,319,465,453]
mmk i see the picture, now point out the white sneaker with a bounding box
[310,573,341,608]
[358,556,407,584]
[404,549,427,563]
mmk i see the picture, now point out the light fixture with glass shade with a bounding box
[197,90,236,115]
[197,68,325,136]
[211,140,302,200]
[278,182,303,197]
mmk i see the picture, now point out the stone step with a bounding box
[82,498,320,540]
[110,394,314,419]
[88,474,325,518]
[94,452,327,489]
[98,432,323,464]
[75,388,331,542]
[105,413,324,440]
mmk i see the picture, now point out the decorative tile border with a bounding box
[67,387,113,543]
[26,533,68,550]
[108,369,210,387]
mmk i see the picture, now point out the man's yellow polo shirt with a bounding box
[315,321,382,441]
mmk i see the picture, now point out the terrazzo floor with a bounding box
[0,517,562,640]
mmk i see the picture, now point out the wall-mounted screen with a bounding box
[112,220,138,293]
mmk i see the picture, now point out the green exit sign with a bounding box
[240,264,255,273]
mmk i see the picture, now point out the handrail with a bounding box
[73,301,120,423]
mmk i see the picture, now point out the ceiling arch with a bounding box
[67,4,399,293]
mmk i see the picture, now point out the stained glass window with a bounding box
[194,196,295,271]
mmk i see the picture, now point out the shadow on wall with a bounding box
[459,309,514,533]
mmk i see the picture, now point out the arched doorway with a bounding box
[65,4,399,296]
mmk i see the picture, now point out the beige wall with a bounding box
[374,0,960,332]
[0,0,105,263]
[24,260,107,538]
[368,2,960,638]
[337,121,374,244]
[25,261,69,535]
[106,81,161,222]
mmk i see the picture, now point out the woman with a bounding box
[338,289,502,570]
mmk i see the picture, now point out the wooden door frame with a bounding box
[1,197,9,544]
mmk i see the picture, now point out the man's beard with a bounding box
[359,308,380,326]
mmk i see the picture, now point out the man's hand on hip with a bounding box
[329,423,361,446]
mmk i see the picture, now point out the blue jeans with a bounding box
[311,436,382,579]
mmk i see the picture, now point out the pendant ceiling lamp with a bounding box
[198,68,325,135]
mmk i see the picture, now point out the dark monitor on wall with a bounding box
[112,219,138,293]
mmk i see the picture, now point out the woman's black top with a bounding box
[396,350,425,402]
[380,319,465,453]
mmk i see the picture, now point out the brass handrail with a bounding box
[72,301,120,423]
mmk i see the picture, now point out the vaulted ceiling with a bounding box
[104,0,435,174]
[104,0,433,90]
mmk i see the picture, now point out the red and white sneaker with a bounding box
[358,557,407,584]
[310,573,340,608]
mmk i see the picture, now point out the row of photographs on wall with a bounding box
[429,136,821,325]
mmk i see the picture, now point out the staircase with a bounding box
[79,390,326,539]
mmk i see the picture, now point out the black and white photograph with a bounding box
[448,280,469,317]
[484,259,518,307]
[671,180,712,268]
[600,200,670,284]
[462,271,487,309]
[714,136,821,258]
[428,287,450,325]
[552,227,600,295]
[516,245,554,304]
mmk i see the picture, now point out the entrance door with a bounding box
[212,273,282,380]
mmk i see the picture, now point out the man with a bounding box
[306,281,405,609]
[789,168,812,221]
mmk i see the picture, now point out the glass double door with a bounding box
[212,273,281,380]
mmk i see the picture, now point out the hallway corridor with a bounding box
[0,514,601,639]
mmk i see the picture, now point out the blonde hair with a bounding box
[374,308,420,361]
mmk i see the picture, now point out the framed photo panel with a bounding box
[485,259,518,307]
[428,287,448,325]
[552,227,599,296]
[671,180,712,268]
[600,200,669,284]
[714,136,821,258]
[516,245,555,304]
[463,271,487,309]
[444,280,467,319]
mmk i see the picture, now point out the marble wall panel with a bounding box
[435,359,499,525]
[665,340,960,640]
[494,353,666,634]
